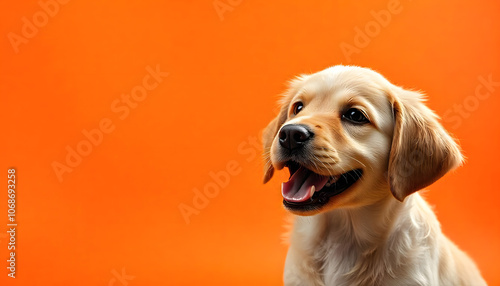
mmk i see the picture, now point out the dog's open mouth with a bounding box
[282,161,362,211]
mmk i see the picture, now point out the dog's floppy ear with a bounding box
[262,105,288,184]
[388,87,463,201]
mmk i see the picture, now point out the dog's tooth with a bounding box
[310,185,316,197]
[325,182,331,187]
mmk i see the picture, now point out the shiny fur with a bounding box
[263,66,486,286]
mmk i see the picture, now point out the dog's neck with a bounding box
[291,192,441,284]
[326,194,406,246]
[295,193,407,246]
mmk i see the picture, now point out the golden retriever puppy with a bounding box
[262,66,486,286]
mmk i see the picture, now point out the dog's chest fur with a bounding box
[287,195,445,286]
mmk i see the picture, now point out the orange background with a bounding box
[1,0,499,285]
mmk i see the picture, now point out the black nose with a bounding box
[279,124,313,151]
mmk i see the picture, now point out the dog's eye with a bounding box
[342,108,370,124]
[292,102,304,115]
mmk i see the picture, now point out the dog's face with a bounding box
[263,66,463,215]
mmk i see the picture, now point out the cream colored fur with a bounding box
[263,66,486,286]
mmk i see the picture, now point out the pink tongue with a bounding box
[281,167,329,202]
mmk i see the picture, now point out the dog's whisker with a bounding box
[313,154,335,177]
[310,155,324,174]
[342,153,374,175]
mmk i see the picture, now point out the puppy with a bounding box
[262,66,486,286]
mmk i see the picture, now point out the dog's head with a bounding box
[263,66,463,215]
